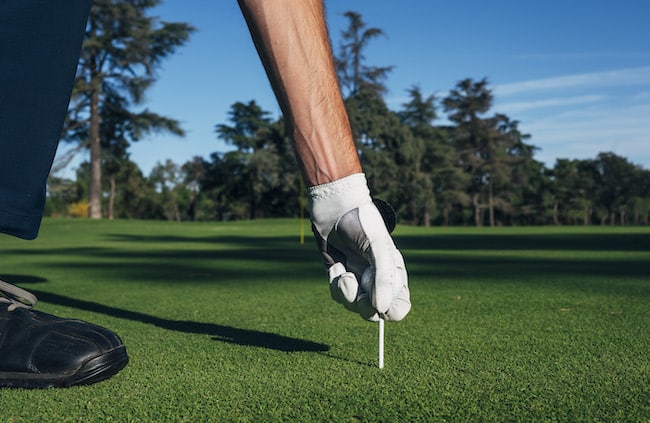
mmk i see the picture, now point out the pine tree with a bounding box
[64,0,194,218]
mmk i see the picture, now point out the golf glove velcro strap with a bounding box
[309,173,411,321]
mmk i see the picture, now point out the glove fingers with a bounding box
[318,191,411,322]
[328,263,382,321]
[381,285,411,321]
[328,263,359,304]
[335,204,397,313]
[332,273,360,305]
[382,251,410,321]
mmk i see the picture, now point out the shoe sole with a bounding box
[0,345,128,389]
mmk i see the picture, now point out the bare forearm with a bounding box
[238,0,362,186]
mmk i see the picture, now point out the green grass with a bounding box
[1,218,649,422]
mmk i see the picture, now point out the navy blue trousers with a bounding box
[0,0,91,239]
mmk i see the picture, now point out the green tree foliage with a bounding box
[48,9,649,227]
[443,79,540,226]
[544,154,650,226]
[335,11,393,97]
[398,87,444,225]
[443,78,494,226]
[45,177,80,217]
[111,159,163,219]
[592,152,649,225]
[181,156,210,221]
[550,159,599,225]
[149,159,185,221]
[64,0,194,219]
[203,101,300,220]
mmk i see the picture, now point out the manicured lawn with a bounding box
[1,218,649,422]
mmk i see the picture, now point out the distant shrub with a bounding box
[68,201,89,218]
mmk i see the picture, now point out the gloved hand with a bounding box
[308,173,411,321]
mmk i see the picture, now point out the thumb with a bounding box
[328,263,359,305]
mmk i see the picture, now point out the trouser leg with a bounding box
[0,0,91,239]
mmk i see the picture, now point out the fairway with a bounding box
[1,218,649,422]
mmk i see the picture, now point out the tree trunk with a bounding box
[249,195,256,220]
[89,88,102,219]
[108,174,115,220]
[488,181,495,227]
[174,202,181,222]
[473,194,481,226]
[410,201,418,226]
[423,206,431,227]
[187,192,196,221]
[553,202,559,225]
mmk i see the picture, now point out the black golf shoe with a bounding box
[0,280,128,388]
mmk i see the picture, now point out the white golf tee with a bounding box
[378,318,384,369]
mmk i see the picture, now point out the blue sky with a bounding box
[57,0,650,177]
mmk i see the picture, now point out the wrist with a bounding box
[297,143,362,187]
[308,173,372,236]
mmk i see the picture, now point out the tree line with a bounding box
[47,2,650,226]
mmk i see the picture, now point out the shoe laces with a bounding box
[0,279,38,311]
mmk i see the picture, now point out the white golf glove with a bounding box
[309,173,411,322]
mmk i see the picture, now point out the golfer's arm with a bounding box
[238,0,362,187]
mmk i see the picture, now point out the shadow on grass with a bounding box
[34,289,329,353]
[395,232,650,252]
[46,233,650,283]
[106,231,650,252]
[404,253,650,281]
[0,274,328,353]
[5,234,320,286]
[4,231,649,291]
